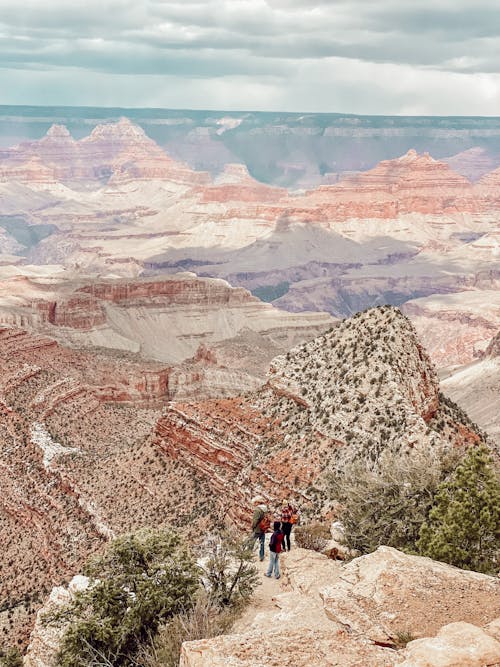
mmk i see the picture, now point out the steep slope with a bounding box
[441,332,500,446]
[155,306,482,524]
[0,273,334,396]
[402,289,500,366]
[0,118,209,186]
[0,326,222,648]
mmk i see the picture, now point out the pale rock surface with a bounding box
[24,575,89,667]
[397,621,500,667]
[441,331,500,445]
[180,548,394,667]
[321,546,500,643]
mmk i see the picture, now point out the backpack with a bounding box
[269,531,277,550]
[259,513,271,533]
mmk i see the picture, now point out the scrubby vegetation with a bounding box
[294,522,331,552]
[328,448,462,555]
[44,527,257,667]
[418,444,500,574]
[0,648,23,667]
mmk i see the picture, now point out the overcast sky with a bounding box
[1,0,499,115]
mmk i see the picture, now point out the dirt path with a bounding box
[233,537,290,633]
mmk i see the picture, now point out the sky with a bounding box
[1,0,500,115]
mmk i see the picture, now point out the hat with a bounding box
[252,495,265,505]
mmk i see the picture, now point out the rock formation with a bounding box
[0,325,215,647]
[441,331,500,445]
[155,306,483,524]
[0,272,334,396]
[179,547,500,666]
[1,121,499,372]
[0,118,209,186]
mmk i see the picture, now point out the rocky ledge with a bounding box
[180,547,500,667]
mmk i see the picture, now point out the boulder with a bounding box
[397,620,500,667]
[321,546,500,644]
[24,576,89,667]
[180,628,395,667]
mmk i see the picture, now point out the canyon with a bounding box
[0,108,498,657]
[0,117,498,379]
[0,307,487,649]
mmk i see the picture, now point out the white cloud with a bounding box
[0,0,499,113]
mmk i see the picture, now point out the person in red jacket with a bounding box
[264,521,284,579]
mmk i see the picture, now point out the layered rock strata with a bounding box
[441,331,500,445]
[0,273,334,396]
[155,306,483,522]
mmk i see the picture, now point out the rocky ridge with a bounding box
[0,325,219,647]
[0,273,334,395]
[155,306,483,523]
[0,118,209,186]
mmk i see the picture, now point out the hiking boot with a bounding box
[264,573,271,577]
[275,574,280,579]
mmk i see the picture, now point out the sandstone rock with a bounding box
[155,306,483,525]
[180,548,393,667]
[321,546,500,644]
[24,575,89,667]
[0,118,209,186]
[180,628,395,667]
[397,621,500,667]
[281,547,341,596]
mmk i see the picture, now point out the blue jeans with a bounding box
[266,551,280,578]
[250,533,265,560]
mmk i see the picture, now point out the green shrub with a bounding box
[48,527,199,667]
[200,531,259,608]
[417,444,500,573]
[0,648,23,667]
[294,523,331,551]
[329,448,462,555]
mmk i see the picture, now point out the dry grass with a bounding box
[136,594,240,667]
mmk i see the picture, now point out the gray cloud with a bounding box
[0,0,499,113]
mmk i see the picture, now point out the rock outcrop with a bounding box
[0,118,209,186]
[23,575,89,667]
[0,272,334,396]
[155,306,483,523]
[322,546,500,643]
[398,621,500,667]
[180,547,500,666]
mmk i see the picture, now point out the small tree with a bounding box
[329,447,461,554]
[417,444,500,573]
[199,531,259,608]
[48,527,199,666]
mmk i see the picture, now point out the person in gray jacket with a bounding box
[250,496,269,561]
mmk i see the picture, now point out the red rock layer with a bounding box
[0,118,209,185]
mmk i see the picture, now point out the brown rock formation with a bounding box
[322,546,500,643]
[180,547,500,666]
[155,306,482,522]
[398,621,500,667]
[0,118,209,186]
[0,273,334,397]
[303,150,478,218]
